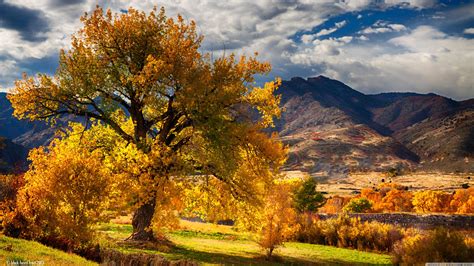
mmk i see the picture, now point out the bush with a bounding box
[393,228,474,264]
[0,174,25,236]
[295,214,403,252]
[9,139,114,245]
[343,198,372,213]
[450,187,474,214]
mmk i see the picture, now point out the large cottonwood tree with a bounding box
[9,6,285,241]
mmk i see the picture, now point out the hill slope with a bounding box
[277,76,473,176]
[0,235,96,265]
[0,92,54,149]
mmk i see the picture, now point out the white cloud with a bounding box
[317,20,347,38]
[288,26,474,100]
[335,20,347,28]
[360,21,407,34]
[464,28,474,34]
[301,20,348,44]
[301,34,314,44]
[315,27,339,38]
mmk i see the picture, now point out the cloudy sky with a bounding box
[0,0,473,100]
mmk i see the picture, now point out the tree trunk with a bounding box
[130,198,156,241]
[267,247,274,260]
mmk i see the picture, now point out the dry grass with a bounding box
[110,215,133,225]
[305,171,474,195]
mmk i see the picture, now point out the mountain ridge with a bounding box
[276,76,473,175]
[1,76,473,175]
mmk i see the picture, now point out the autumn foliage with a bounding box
[295,214,404,252]
[450,188,474,213]
[1,4,473,263]
[7,5,285,241]
[320,183,473,214]
[319,196,351,214]
[8,129,116,244]
[256,179,300,259]
[393,228,474,264]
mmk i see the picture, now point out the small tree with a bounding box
[343,197,372,213]
[379,190,413,212]
[412,191,451,213]
[293,177,325,213]
[257,180,299,259]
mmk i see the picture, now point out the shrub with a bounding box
[0,174,25,237]
[295,214,403,252]
[450,187,474,214]
[393,228,474,264]
[294,213,324,244]
[343,198,372,213]
[387,167,400,178]
[10,140,114,245]
[293,177,325,213]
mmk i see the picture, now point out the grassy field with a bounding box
[98,219,393,265]
[0,235,96,265]
[0,219,393,265]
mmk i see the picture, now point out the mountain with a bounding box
[0,92,69,172]
[276,76,474,176]
[1,76,473,175]
[0,92,74,150]
[0,137,28,173]
[369,93,461,132]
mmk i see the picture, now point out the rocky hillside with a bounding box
[277,76,473,176]
[394,109,474,172]
[0,92,71,172]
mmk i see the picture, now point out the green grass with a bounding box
[0,221,393,265]
[0,235,97,265]
[98,220,393,265]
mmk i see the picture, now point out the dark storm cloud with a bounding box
[20,54,59,75]
[48,0,87,7]
[0,0,50,42]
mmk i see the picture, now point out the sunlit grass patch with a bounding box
[99,220,393,265]
[0,235,96,265]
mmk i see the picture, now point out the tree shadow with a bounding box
[168,245,390,265]
[169,245,313,265]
